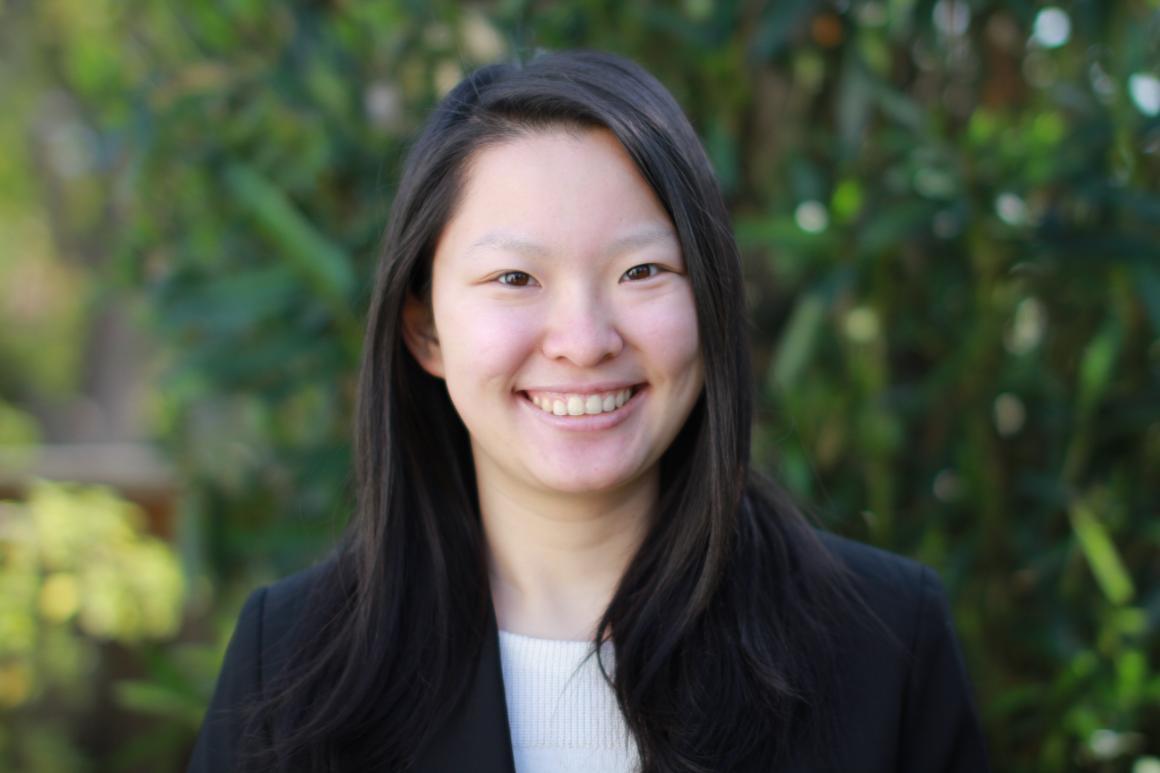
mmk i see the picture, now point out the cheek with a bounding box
[435,301,539,389]
[626,290,702,374]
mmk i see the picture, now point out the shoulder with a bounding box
[814,530,939,630]
[251,554,344,666]
[804,531,990,771]
[810,529,961,667]
[812,526,937,603]
[815,529,924,581]
[210,554,347,699]
[188,556,344,771]
[744,478,944,634]
[260,555,341,629]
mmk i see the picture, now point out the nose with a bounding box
[539,286,624,367]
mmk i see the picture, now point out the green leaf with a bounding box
[1076,318,1122,420]
[223,163,354,306]
[158,267,301,335]
[114,679,205,726]
[769,293,827,391]
[1068,498,1134,605]
[1115,649,1145,704]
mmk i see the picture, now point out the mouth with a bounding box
[520,384,646,417]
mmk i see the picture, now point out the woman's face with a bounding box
[405,128,704,501]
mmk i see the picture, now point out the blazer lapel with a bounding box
[404,605,804,773]
[412,601,517,773]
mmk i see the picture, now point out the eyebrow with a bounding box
[465,224,678,260]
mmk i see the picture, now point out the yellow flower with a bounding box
[38,573,80,623]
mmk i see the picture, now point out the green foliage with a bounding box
[0,401,41,447]
[5,0,1158,770]
[0,481,185,771]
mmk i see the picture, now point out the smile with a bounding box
[523,386,641,416]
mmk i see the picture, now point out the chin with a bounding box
[534,466,641,496]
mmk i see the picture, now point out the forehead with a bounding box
[435,128,675,262]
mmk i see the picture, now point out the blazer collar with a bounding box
[412,600,517,773]
[405,604,802,773]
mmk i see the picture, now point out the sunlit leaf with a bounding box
[768,293,826,390]
[1068,497,1134,606]
[223,164,354,306]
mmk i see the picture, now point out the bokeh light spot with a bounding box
[994,393,1026,436]
[932,0,970,37]
[1128,73,1160,117]
[844,306,880,343]
[1134,756,1160,773]
[1031,7,1071,49]
[1005,297,1048,354]
[996,192,1029,225]
[794,200,829,233]
[933,469,962,502]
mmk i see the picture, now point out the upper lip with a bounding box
[519,382,643,394]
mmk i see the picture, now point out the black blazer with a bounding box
[188,533,989,772]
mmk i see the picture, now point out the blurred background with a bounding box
[0,0,1156,770]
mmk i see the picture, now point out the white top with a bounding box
[497,629,640,773]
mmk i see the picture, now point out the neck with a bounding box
[478,469,657,642]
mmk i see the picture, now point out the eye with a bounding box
[496,271,536,287]
[622,264,660,282]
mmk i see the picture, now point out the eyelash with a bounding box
[495,264,664,287]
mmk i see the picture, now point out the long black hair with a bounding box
[243,50,859,772]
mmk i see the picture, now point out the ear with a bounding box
[401,293,445,379]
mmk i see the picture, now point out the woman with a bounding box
[189,51,988,772]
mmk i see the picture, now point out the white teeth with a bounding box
[527,387,636,416]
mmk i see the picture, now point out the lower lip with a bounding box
[517,387,647,431]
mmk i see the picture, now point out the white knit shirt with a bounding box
[497,630,640,773]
